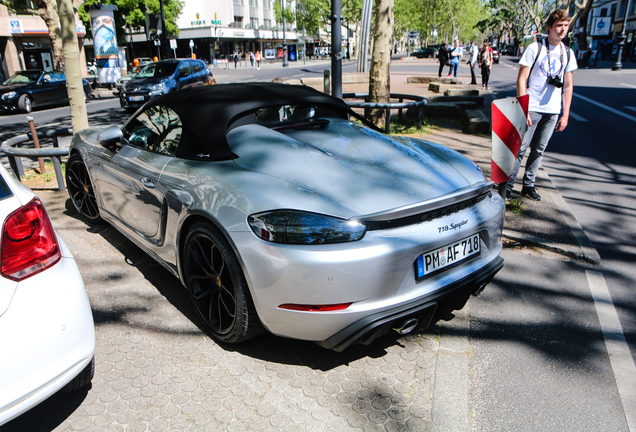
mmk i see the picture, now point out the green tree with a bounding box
[79,0,184,44]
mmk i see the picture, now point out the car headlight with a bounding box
[248,210,366,244]
[149,84,164,95]
[1,91,17,101]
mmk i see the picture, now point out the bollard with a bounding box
[26,116,46,174]
[323,70,330,95]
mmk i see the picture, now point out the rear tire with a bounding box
[61,357,94,393]
[17,95,32,113]
[66,153,104,223]
[183,222,262,344]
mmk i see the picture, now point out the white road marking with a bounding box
[573,93,636,123]
[569,111,588,122]
[626,106,636,113]
[620,83,636,89]
[586,270,636,432]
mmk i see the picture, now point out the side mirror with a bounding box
[40,79,49,85]
[179,70,189,77]
[97,125,123,150]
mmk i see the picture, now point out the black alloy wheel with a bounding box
[66,153,103,223]
[183,222,262,344]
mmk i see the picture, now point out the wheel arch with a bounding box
[176,211,256,299]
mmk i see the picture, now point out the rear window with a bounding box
[228,104,348,131]
[191,61,204,72]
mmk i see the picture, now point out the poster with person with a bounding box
[89,7,121,84]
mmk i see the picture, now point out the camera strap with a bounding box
[527,40,570,87]
[546,42,565,79]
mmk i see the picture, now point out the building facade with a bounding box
[0,2,88,81]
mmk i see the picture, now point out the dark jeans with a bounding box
[469,62,477,84]
[438,61,447,77]
[481,67,490,86]
[507,112,559,190]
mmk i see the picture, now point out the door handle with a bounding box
[140,177,155,188]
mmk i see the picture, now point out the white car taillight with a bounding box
[1,198,61,281]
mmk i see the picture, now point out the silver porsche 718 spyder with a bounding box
[66,83,504,351]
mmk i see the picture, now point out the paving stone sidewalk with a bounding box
[4,192,440,432]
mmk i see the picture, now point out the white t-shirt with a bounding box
[520,41,578,114]
[470,45,479,64]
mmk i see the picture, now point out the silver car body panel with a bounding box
[70,118,505,343]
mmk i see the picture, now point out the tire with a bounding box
[17,94,32,113]
[60,357,94,393]
[183,222,262,344]
[66,153,104,223]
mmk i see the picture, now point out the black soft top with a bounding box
[145,83,355,161]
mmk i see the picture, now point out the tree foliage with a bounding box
[394,0,486,45]
[78,0,184,44]
[294,0,362,35]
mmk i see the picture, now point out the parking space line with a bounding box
[569,111,588,122]
[586,270,636,432]
[573,93,636,123]
[626,107,636,113]
[620,83,636,89]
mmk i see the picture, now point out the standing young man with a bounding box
[507,9,577,201]
[469,41,479,85]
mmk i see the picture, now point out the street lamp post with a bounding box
[612,0,633,71]
[282,0,289,67]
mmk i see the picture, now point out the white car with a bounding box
[0,164,95,427]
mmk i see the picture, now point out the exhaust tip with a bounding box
[394,318,419,335]
[473,283,488,296]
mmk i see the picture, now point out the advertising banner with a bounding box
[89,8,120,84]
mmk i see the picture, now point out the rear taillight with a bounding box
[1,198,61,281]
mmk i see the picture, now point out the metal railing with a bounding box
[1,128,72,191]
[342,93,428,134]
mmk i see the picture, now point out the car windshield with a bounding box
[136,63,178,78]
[2,71,41,85]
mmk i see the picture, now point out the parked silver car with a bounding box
[66,83,504,351]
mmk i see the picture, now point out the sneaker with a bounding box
[521,187,541,201]
[506,189,511,201]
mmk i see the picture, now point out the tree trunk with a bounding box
[367,0,394,128]
[35,0,64,71]
[57,0,88,131]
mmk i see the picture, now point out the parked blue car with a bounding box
[120,59,211,112]
[0,70,92,114]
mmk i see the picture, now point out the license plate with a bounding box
[416,234,480,279]
[129,96,144,102]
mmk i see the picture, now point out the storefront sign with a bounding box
[233,31,245,37]
[10,20,23,34]
[590,17,611,36]
[191,20,207,26]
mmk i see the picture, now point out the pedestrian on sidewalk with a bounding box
[437,41,450,77]
[448,39,462,78]
[479,42,492,89]
[255,51,262,69]
[506,9,578,202]
[233,51,239,68]
[249,51,255,68]
[469,41,479,84]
